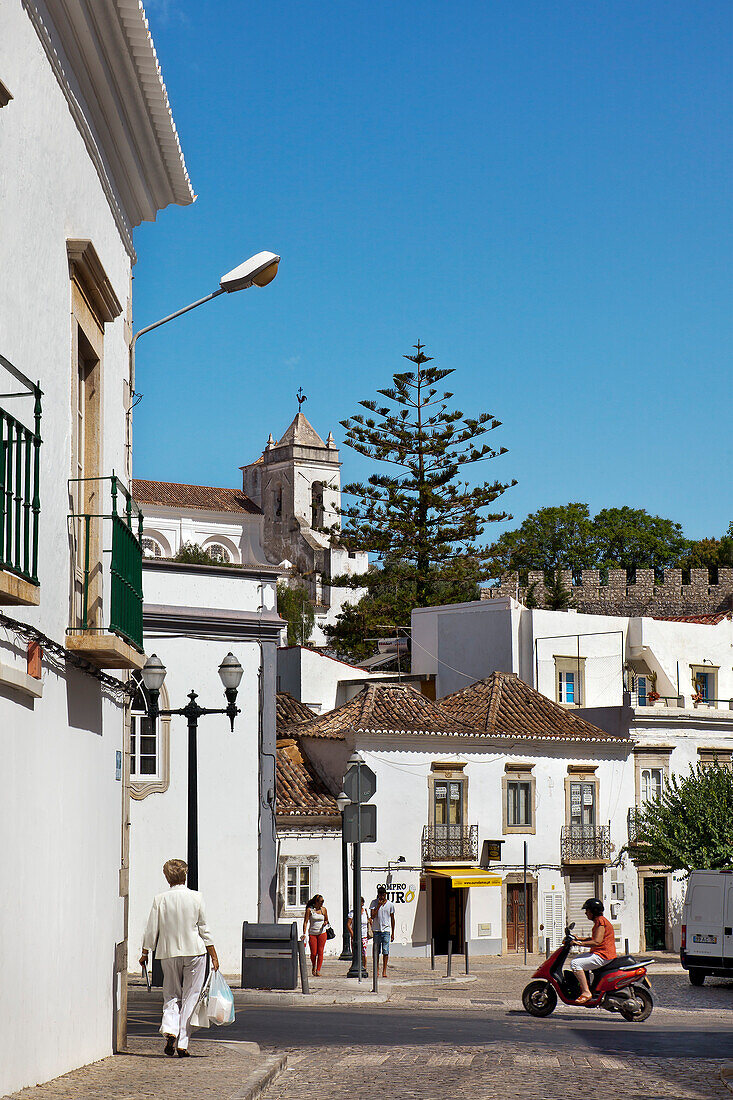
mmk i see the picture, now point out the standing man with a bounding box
[370,886,396,978]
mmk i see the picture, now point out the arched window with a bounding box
[206,542,231,564]
[130,681,158,779]
[311,481,324,529]
[142,536,163,559]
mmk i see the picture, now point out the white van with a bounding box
[680,869,733,985]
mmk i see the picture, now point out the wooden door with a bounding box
[643,878,666,950]
[507,884,531,952]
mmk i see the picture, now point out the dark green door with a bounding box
[643,878,666,950]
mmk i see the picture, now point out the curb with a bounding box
[231,1052,287,1100]
[720,1063,733,1095]
[232,991,391,1006]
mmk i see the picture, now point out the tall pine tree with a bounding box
[336,343,516,608]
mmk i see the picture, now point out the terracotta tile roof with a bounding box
[132,479,261,515]
[276,738,339,818]
[293,683,478,740]
[652,612,732,625]
[439,672,621,742]
[277,692,316,730]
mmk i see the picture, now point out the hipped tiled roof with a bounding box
[276,738,339,818]
[277,692,315,730]
[292,683,479,740]
[440,672,622,742]
[132,479,260,514]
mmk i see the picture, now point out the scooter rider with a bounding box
[571,898,617,1004]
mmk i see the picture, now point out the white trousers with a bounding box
[160,954,207,1050]
[571,951,604,972]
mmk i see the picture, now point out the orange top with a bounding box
[593,915,617,960]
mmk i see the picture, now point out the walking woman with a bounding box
[303,894,330,976]
[140,859,219,1057]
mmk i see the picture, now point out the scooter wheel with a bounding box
[522,980,557,1017]
[619,985,653,1022]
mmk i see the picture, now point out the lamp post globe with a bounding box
[141,653,166,693]
[336,791,350,814]
[218,652,244,691]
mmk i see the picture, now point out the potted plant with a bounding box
[647,670,661,705]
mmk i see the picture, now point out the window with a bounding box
[273,483,282,518]
[311,482,324,529]
[640,767,663,803]
[434,780,463,826]
[637,675,648,706]
[555,656,585,706]
[286,864,311,909]
[130,682,158,780]
[507,781,532,827]
[142,537,163,559]
[569,781,595,826]
[206,543,231,564]
[698,748,732,770]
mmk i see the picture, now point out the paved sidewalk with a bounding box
[5,1038,285,1100]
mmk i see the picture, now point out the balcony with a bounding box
[560,824,610,864]
[422,824,479,864]
[65,474,144,669]
[0,354,42,606]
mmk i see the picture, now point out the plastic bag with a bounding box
[207,969,235,1026]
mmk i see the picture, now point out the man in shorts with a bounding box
[370,886,396,978]
[571,897,616,1003]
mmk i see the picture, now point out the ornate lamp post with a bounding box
[141,652,244,890]
[336,790,352,960]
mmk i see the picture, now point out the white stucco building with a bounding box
[0,1,192,1092]
[410,598,733,954]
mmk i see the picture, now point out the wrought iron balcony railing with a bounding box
[560,824,611,863]
[0,354,42,587]
[67,473,144,653]
[422,824,478,863]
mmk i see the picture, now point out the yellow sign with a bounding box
[429,868,502,888]
[451,875,502,889]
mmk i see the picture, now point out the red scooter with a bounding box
[522,923,654,1021]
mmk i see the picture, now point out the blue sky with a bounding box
[133,1,731,542]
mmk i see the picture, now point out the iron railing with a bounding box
[0,354,42,585]
[560,824,611,863]
[67,473,143,652]
[422,824,478,863]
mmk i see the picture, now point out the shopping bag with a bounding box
[207,970,235,1026]
[190,972,212,1030]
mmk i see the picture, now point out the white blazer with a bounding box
[143,884,214,959]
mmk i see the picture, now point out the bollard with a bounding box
[297,939,311,995]
[624,937,629,956]
[372,937,379,993]
[430,937,435,970]
[464,939,469,975]
[447,940,453,977]
[545,937,551,959]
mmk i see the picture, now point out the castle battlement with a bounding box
[482,567,733,616]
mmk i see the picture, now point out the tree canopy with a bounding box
[337,343,515,607]
[277,582,315,647]
[630,761,733,873]
[485,503,724,576]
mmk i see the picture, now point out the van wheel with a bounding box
[619,985,653,1022]
[688,969,706,986]
[522,980,557,1017]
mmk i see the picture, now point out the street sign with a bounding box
[343,763,377,804]
[343,802,377,843]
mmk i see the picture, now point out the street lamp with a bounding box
[336,791,352,960]
[141,651,244,890]
[126,250,280,479]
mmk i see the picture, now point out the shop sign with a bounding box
[376,882,416,904]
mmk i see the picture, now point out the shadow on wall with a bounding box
[66,663,102,733]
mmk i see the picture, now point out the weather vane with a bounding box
[297,387,307,410]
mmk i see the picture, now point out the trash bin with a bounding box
[241,921,299,990]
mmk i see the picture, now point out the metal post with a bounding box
[347,763,366,979]
[430,936,435,970]
[625,937,630,956]
[372,937,378,993]
[187,708,199,891]
[465,939,469,974]
[297,939,311,995]
[523,841,528,966]
[447,939,452,977]
[546,938,551,959]
[339,816,351,959]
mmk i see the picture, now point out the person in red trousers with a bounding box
[303,894,330,976]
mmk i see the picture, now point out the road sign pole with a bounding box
[347,763,366,979]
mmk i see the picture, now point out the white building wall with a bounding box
[0,6,139,1093]
[278,645,381,712]
[277,831,343,953]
